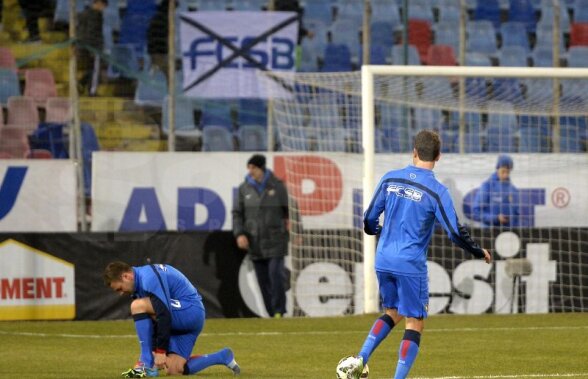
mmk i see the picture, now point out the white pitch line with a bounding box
[0,324,586,339]
[411,374,588,379]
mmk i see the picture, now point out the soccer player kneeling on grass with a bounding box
[345,130,492,379]
[104,261,241,378]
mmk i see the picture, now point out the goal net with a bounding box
[266,66,588,317]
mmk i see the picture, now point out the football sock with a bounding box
[393,329,421,379]
[133,313,155,368]
[359,314,395,364]
[183,348,234,375]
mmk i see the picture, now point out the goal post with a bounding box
[266,65,588,317]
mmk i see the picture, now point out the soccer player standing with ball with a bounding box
[344,130,492,379]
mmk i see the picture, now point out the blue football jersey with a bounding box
[364,165,484,276]
[133,264,202,311]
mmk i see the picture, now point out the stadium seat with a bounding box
[202,125,234,151]
[237,124,267,151]
[322,44,352,72]
[24,69,58,107]
[440,129,458,152]
[408,20,432,62]
[330,17,361,60]
[54,0,87,23]
[467,21,498,57]
[359,44,389,65]
[318,127,347,152]
[414,108,443,131]
[406,2,434,23]
[523,78,554,106]
[500,22,531,53]
[300,31,326,72]
[0,126,30,158]
[0,47,18,72]
[134,68,167,107]
[371,0,401,23]
[567,46,588,66]
[438,4,461,23]
[538,2,571,33]
[473,0,501,29]
[464,122,484,152]
[7,96,39,131]
[371,21,395,47]
[119,0,157,55]
[45,97,72,124]
[559,123,583,151]
[336,0,364,25]
[499,46,529,66]
[561,78,588,99]
[534,24,566,53]
[162,95,200,137]
[425,45,457,65]
[391,44,421,65]
[573,0,588,22]
[422,77,454,100]
[231,0,266,11]
[465,52,492,66]
[434,22,460,57]
[198,0,229,10]
[570,22,588,45]
[531,47,555,66]
[486,101,518,152]
[238,98,267,127]
[518,115,551,152]
[107,44,141,78]
[303,0,333,25]
[201,100,234,130]
[508,0,537,33]
[0,69,21,106]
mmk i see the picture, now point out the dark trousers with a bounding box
[253,256,287,317]
[17,0,48,39]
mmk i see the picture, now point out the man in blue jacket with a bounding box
[104,261,240,378]
[473,154,520,227]
[341,130,491,379]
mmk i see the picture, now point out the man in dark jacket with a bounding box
[232,154,290,318]
[77,0,107,95]
[473,154,520,227]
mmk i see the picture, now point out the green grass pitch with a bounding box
[0,313,587,378]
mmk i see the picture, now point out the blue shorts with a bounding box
[168,304,205,359]
[377,271,429,319]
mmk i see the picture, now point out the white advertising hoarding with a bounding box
[0,161,77,232]
[91,152,588,232]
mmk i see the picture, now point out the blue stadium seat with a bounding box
[561,79,588,100]
[523,78,554,106]
[465,52,492,66]
[486,101,518,152]
[467,21,498,56]
[500,22,531,53]
[303,0,333,25]
[318,128,348,152]
[438,3,460,23]
[238,124,267,151]
[534,24,566,52]
[162,95,200,138]
[531,47,554,66]
[413,108,443,131]
[359,44,389,65]
[519,115,551,152]
[134,69,167,107]
[537,2,571,33]
[322,44,352,72]
[559,122,583,151]
[198,0,229,10]
[371,0,401,23]
[464,123,484,152]
[567,46,588,66]
[201,100,234,130]
[330,17,361,60]
[238,98,267,126]
[499,46,529,66]
[378,122,410,152]
[371,21,395,47]
[391,44,421,65]
[336,0,364,25]
[406,2,435,23]
[440,129,458,152]
[107,44,140,78]
[422,78,453,100]
[231,0,266,11]
[202,125,234,151]
[573,0,588,22]
[486,124,516,152]
[119,0,157,55]
[0,69,21,105]
[435,22,460,56]
[473,0,501,29]
[508,0,537,33]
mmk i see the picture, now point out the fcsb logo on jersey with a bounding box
[387,185,423,202]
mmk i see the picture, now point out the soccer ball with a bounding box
[335,356,369,379]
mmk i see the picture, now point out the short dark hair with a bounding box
[103,261,132,286]
[94,0,108,5]
[414,130,441,162]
